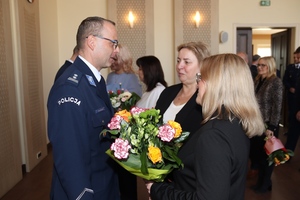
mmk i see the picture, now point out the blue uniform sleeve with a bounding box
[48,85,93,200]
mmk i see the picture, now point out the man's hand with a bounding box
[290,87,296,93]
[296,111,300,122]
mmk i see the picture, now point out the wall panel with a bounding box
[17,0,47,172]
[0,0,22,197]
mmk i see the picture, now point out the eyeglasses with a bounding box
[196,72,201,84]
[257,64,267,68]
[92,35,119,49]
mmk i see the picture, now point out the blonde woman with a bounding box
[106,44,142,97]
[145,54,265,199]
[250,56,283,193]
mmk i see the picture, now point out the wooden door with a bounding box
[271,29,290,127]
[237,28,252,65]
[271,30,290,78]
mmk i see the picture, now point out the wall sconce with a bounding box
[128,11,135,28]
[194,11,201,28]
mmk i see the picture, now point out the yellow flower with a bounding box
[168,120,182,138]
[148,146,162,164]
[274,157,280,166]
[116,110,131,122]
[284,154,290,161]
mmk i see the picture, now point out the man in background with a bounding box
[250,54,260,80]
[54,45,79,81]
[283,48,300,136]
[237,51,249,65]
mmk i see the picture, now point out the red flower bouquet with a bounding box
[101,107,190,182]
[264,135,294,166]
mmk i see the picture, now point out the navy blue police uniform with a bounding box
[283,63,300,124]
[48,57,120,200]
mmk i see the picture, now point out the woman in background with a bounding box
[106,44,142,97]
[136,55,167,108]
[145,53,265,200]
[155,41,210,135]
[251,56,283,193]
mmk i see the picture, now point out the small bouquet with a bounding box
[264,135,294,166]
[101,107,190,182]
[108,89,140,112]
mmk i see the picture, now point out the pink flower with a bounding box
[110,138,131,159]
[130,107,147,115]
[158,124,175,142]
[108,115,122,130]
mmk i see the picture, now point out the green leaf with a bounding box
[174,131,190,143]
[140,150,149,175]
[100,129,120,137]
[105,149,170,182]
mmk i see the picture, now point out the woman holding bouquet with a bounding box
[250,56,283,193]
[155,41,210,136]
[146,54,265,199]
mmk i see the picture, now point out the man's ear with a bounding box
[86,35,95,51]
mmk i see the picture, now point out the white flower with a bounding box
[119,91,132,102]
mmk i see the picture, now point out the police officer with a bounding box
[48,16,120,200]
[283,48,300,135]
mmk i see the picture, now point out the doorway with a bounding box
[237,26,295,128]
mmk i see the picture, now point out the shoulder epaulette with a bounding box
[66,70,82,86]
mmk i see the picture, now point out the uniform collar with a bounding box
[78,55,102,82]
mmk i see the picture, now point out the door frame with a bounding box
[233,23,300,63]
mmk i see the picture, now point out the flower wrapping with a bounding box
[101,107,190,182]
[108,90,141,112]
[264,136,294,166]
[264,136,284,155]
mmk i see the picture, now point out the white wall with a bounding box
[39,1,59,139]
[219,0,300,53]
[153,0,174,84]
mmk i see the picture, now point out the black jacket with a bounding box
[155,83,202,135]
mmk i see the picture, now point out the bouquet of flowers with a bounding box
[101,107,190,182]
[264,135,294,166]
[108,89,140,112]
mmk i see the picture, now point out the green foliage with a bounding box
[101,107,190,181]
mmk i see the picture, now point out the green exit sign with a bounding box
[260,0,271,6]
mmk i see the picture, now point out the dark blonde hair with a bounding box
[177,41,211,63]
[200,53,264,137]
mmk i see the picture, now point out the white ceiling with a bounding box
[252,28,287,35]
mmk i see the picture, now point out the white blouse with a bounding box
[136,83,165,109]
[163,101,185,123]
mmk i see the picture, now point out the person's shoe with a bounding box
[254,185,272,194]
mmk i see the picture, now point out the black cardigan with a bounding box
[155,83,203,135]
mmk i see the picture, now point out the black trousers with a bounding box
[118,165,137,200]
[250,126,279,189]
[285,114,300,151]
